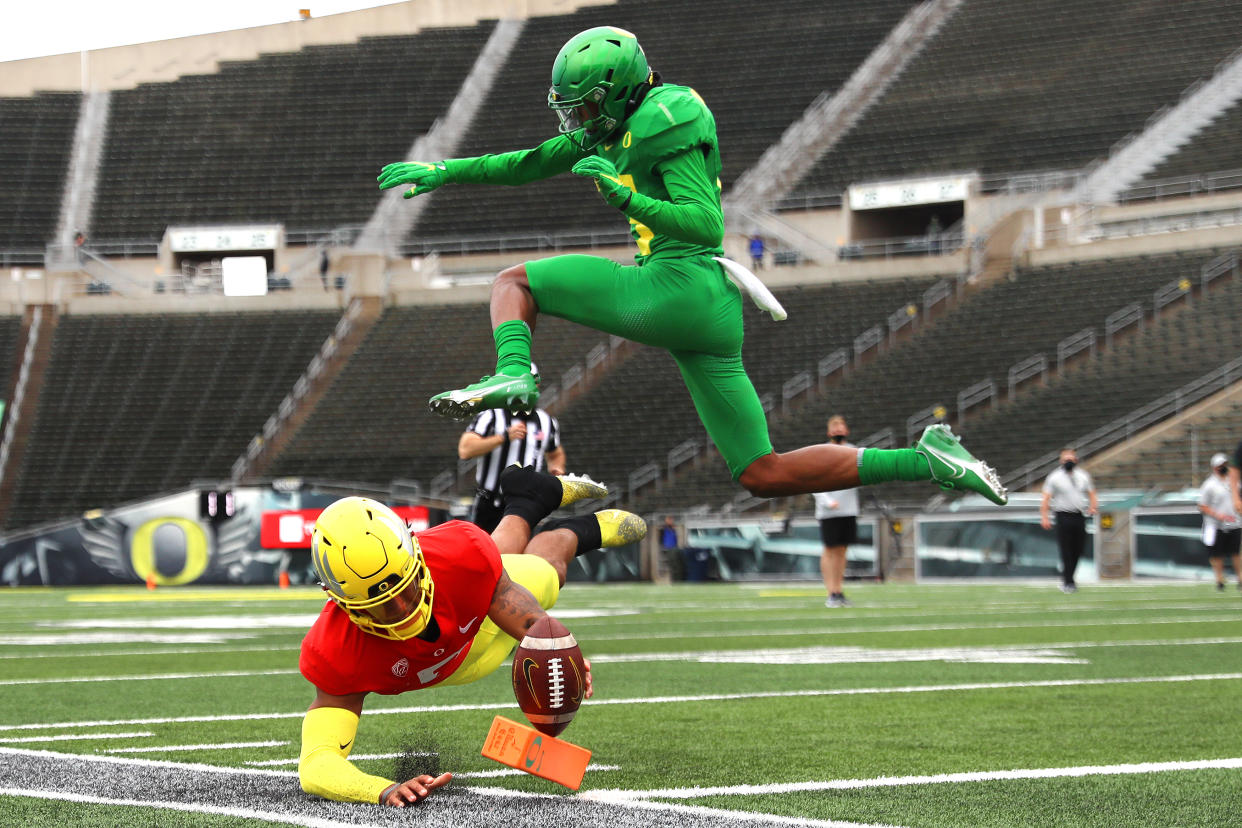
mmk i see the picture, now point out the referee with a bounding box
[457,365,566,532]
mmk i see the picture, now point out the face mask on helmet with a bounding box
[547,26,651,150]
[311,497,435,641]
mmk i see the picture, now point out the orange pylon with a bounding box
[278,570,291,589]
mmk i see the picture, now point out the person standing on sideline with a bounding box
[813,416,859,607]
[1040,448,1098,593]
[458,365,567,532]
[1199,452,1241,592]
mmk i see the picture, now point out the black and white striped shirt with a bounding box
[467,408,561,495]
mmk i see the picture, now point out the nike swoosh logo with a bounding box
[458,616,478,634]
[602,144,613,151]
[339,739,353,751]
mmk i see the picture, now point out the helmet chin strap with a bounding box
[623,70,661,121]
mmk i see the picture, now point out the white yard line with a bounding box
[0,787,388,828]
[585,757,1242,800]
[469,785,908,828]
[105,740,288,754]
[3,672,1240,732]
[0,669,297,686]
[0,644,297,660]
[0,731,151,743]
[587,613,1242,641]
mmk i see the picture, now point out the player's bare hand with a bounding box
[1040,515,1052,530]
[583,657,593,699]
[382,772,452,807]
[377,162,450,198]
[507,422,527,441]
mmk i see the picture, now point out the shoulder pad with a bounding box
[622,84,716,162]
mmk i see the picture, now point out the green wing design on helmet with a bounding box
[547,26,652,150]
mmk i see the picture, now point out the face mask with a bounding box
[830,434,846,444]
[1063,461,1077,472]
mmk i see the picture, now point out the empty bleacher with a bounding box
[3,310,340,529]
[0,92,80,252]
[411,0,917,247]
[1094,396,1242,491]
[556,276,939,500]
[794,0,1242,195]
[265,304,612,487]
[960,274,1242,484]
[89,23,495,244]
[1140,97,1242,183]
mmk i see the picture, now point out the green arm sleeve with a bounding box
[619,149,724,248]
[444,135,585,186]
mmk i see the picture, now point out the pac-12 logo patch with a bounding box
[392,658,409,678]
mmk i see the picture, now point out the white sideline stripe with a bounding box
[0,731,152,744]
[105,740,288,754]
[0,644,297,660]
[0,787,387,828]
[4,672,1241,732]
[588,757,1242,800]
[0,745,296,778]
[246,751,434,767]
[468,785,906,828]
[0,669,297,686]
[587,613,1242,641]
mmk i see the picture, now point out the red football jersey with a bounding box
[299,520,503,695]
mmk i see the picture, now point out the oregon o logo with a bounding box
[129,517,210,586]
[622,131,632,148]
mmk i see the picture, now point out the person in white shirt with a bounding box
[1198,452,1241,592]
[1040,448,1098,593]
[812,416,860,608]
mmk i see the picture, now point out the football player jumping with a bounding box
[378,27,1007,507]
[297,465,644,806]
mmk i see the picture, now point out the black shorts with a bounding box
[1208,528,1241,559]
[819,516,858,547]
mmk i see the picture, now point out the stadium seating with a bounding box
[1140,97,1242,182]
[1095,396,1242,491]
[634,249,1230,511]
[959,275,1242,484]
[89,23,496,244]
[0,92,81,251]
[794,0,1242,195]
[413,0,916,247]
[3,311,340,529]
[557,277,938,502]
[265,304,612,487]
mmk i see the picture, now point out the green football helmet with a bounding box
[548,26,651,149]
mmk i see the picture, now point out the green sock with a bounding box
[857,447,932,486]
[493,320,532,377]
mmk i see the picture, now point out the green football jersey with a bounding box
[595,83,724,263]
[444,83,725,264]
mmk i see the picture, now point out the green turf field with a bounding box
[0,581,1240,827]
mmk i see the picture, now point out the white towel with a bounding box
[713,256,787,321]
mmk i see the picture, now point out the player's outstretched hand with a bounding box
[583,657,593,700]
[570,157,631,209]
[377,162,450,199]
[381,772,452,807]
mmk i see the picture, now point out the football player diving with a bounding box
[377,26,1007,507]
[297,465,644,806]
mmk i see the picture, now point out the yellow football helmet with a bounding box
[310,496,435,640]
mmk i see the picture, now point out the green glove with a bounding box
[377,161,451,199]
[570,156,633,209]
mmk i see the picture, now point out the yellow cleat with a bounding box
[558,473,608,507]
[595,509,647,547]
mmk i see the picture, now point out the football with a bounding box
[511,615,587,737]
